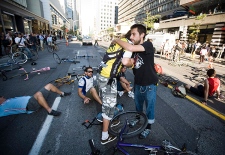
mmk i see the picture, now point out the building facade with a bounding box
[0,0,49,34]
[117,0,225,48]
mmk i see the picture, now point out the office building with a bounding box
[117,0,225,47]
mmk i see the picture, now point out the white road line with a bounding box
[28,97,61,155]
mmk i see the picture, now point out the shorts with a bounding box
[86,85,99,99]
[26,87,50,111]
[98,74,117,120]
[190,85,204,97]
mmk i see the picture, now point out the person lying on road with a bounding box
[0,83,71,117]
[78,66,102,105]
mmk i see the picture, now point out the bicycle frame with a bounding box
[114,119,183,155]
[5,67,54,81]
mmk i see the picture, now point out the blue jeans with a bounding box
[21,47,32,59]
[134,84,157,124]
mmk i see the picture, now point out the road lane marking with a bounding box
[28,97,61,155]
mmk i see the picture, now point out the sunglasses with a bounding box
[87,70,93,73]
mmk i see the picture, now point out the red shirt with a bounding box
[207,78,220,96]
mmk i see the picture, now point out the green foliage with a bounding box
[60,25,66,31]
[106,27,114,33]
[189,14,206,41]
[68,29,75,35]
[142,12,161,33]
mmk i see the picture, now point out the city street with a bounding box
[0,40,225,155]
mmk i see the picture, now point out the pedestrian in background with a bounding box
[39,33,44,50]
[199,45,207,63]
[94,36,99,46]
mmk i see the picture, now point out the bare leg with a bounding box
[120,82,132,93]
[44,83,63,95]
[90,87,102,104]
[102,118,110,132]
[33,91,52,113]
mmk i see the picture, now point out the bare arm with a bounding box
[114,39,145,52]
[78,88,90,104]
[216,80,221,99]
[203,79,209,102]
[122,57,134,67]
[120,77,130,85]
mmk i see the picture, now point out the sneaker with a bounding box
[139,129,151,139]
[128,91,134,99]
[101,134,117,145]
[118,91,124,97]
[111,119,120,127]
[48,110,61,116]
[60,92,71,97]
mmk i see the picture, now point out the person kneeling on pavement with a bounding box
[185,68,220,105]
[0,83,71,117]
[117,65,134,99]
[78,66,102,105]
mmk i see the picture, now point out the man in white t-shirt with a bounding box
[78,66,102,105]
[15,33,32,59]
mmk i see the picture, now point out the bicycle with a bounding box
[17,46,38,61]
[7,46,29,64]
[158,74,179,85]
[105,111,196,155]
[53,54,80,64]
[47,42,59,53]
[52,73,84,87]
[0,60,22,81]
[4,67,55,81]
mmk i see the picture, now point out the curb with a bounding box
[166,84,225,121]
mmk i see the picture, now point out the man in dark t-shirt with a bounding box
[114,24,158,139]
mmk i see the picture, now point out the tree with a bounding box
[60,25,66,32]
[143,11,161,33]
[189,14,207,42]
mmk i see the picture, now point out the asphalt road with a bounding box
[0,40,225,155]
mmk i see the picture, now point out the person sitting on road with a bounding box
[78,67,102,105]
[185,69,220,105]
[15,32,33,59]
[117,65,134,99]
[0,83,71,117]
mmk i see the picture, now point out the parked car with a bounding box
[82,36,92,45]
[71,36,77,41]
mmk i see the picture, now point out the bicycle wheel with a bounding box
[47,45,53,53]
[53,53,61,64]
[31,50,38,61]
[12,52,28,64]
[109,111,148,138]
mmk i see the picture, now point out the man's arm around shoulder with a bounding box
[115,39,145,52]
